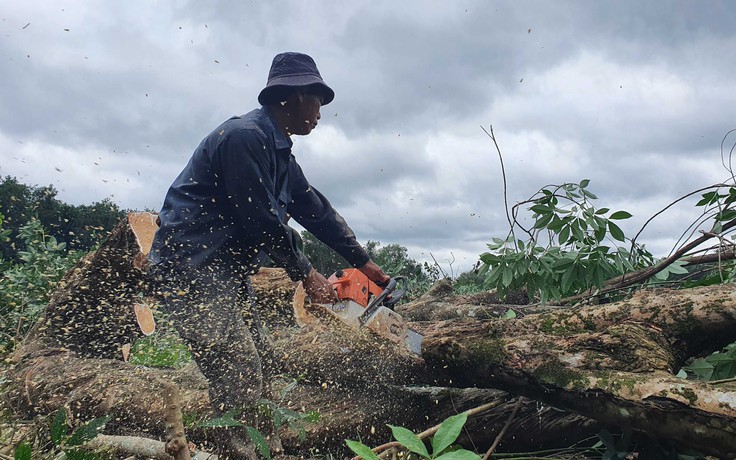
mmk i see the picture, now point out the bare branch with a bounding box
[481,125,514,236]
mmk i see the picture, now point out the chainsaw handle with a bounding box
[382,277,397,294]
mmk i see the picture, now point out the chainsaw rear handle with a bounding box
[384,276,408,308]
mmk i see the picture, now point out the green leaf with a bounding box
[516,239,525,251]
[479,252,497,264]
[716,209,736,222]
[431,413,468,456]
[13,442,31,460]
[434,449,482,460]
[65,416,110,446]
[685,358,714,380]
[245,426,271,460]
[547,216,565,233]
[302,410,320,423]
[530,204,552,215]
[579,179,590,189]
[501,267,513,288]
[503,309,517,319]
[667,260,689,275]
[198,409,244,428]
[570,221,584,241]
[558,226,570,245]
[346,440,380,460]
[595,207,610,215]
[51,407,68,446]
[279,379,298,401]
[708,352,736,380]
[594,222,607,243]
[561,266,576,294]
[532,212,554,229]
[653,267,670,281]
[486,267,502,285]
[696,191,718,207]
[582,189,598,200]
[607,221,625,242]
[609,211,632,220]
[552,255,575,269]
[388,425,430,459]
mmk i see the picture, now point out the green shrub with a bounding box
[479,180,654,303]
[0,217,83,355]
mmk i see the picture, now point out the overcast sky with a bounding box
[2,1,736,274]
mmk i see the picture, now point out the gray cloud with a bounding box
[2,1,736,273]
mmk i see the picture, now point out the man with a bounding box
[149,52,389,458]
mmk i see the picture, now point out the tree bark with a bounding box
[6,213,736,457]
[412,284,736,457]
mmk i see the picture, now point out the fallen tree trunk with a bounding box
[411,284,736,457]
[6,213,736,457]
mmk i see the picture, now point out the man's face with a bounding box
[291,93,323,135]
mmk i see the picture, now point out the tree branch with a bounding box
[560,219,736,304]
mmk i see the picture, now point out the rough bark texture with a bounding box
[5,213,736,457]
[408,285,736,457]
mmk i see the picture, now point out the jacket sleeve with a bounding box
[287,161,371,269]
[216,129,313,281]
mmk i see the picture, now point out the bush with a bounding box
[0,216,83,356]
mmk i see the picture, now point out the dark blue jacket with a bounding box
[149,108,370,281]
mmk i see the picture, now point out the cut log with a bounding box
[415,284,736,457]
[7,213,736,457]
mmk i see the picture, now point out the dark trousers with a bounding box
[157,269,276,430]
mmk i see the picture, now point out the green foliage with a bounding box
[683,343,736,381]
[128,333,191,368]
[479,180,654,303]
[198,376,320,459]
[345,440,380,460]
[245,426,270,459]
[52,408,110,460]
[15,407,111,460]
[696,186,736,233]
[365,241,438,300]
[0,176,124,261]
[198,408,245,428]
[257,376,320,443]
[452,270,487,295]
[347,412,480,460]
[0,217,84,355]
[13,442,31,460]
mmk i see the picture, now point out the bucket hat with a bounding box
[258,52,335,105]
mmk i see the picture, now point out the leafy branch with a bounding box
[480,126,736,305]
[479,179,652,303]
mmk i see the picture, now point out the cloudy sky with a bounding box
[2,1,736,274]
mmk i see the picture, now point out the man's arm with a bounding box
[287,162,390,285]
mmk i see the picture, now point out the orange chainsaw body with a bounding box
[327,268,383,307]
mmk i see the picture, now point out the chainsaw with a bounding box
[322,268,423,356]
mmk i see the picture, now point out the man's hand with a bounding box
[303,268,339,304]
[358,259,391,286]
